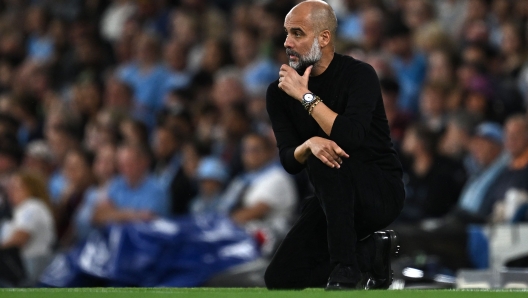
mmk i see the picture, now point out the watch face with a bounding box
[303,93,314,102]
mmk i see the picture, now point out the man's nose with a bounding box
[284,35,293,48]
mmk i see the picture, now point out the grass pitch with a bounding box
[1,288,528,298]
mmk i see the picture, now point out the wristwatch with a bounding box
[301,93,316,110]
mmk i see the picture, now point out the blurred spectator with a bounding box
[73,143,117,241]
[419,81,450,133]
[53,149,94,245]
[46,124,82,202]
[8,94,43,146]
[211,68,247,111]
[215,102,252,178]
[92,143,168,225]
[231,28,277,96]
[162,39,191,97]
[118,117,149,146]
[151,124,195,215]
[1,171,55,284]
[438,111,480,171]
[221,133,297,243]
[25,6,54,63]
[384,18,427,115]
[489,115,528,222]
[405,0,436,28]
[189,157,229,214]
[435,0,468,39]
[380,77,411,148]
[117,32,167,118]
[0,141,23,222]
[426,48,458,86]
[400,124,466,222]
[360,6,385,53]
[456,122,509,220]
[100,0,137,43]
[22,140,54,185]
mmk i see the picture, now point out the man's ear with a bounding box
[319,30,331,48]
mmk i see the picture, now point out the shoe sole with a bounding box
[384,230,399,289]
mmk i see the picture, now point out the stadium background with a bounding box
[1,0,528,292]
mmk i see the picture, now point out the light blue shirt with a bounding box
[117,62,170,111]
[48,171,67,204]
[458,153,510,215]
[391,53,427,114]
[243,59,278,95]
[107,174,169,217]
[74,186,103,240]
[27,34,54,62]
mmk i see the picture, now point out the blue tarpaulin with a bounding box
[39,213,260,287]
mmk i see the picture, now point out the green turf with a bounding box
[1,288,528,298]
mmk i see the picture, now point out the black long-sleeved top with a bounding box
[266,53,402,176]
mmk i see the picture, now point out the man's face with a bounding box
[504,120,528,158]
[469,136,501,167]
[117,147,147,180]
[242,136,270,172]
[152,128,177,160]
[283,11,322,72]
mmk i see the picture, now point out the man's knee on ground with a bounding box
[264,263,292,289]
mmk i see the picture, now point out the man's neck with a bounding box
[125,174,147,188]
[310,51,334,77]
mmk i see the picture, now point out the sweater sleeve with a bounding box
[329,63,380,151]
[266,83,306,174]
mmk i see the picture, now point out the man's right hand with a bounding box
[306,137,349,168]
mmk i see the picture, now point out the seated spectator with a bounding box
[1,171,55,284]
[456,122,509,221]
[488,115,528,222]
[384,18,427,115]
[152,124,196,216]
[45,124,82,203]
[399,124,466,222]
[92,143,168,225]
[419,81,450,133]
[53,149,95,246]
[438,111,479,167]
[0,140,24,221]
[380,77,412,149]
[221,133,297,242]
[117,32,168,117]
[189,157,229,215]
[73,143,117,241]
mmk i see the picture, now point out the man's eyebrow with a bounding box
[284,27,304,32]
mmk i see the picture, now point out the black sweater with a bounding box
[266,53,402,175]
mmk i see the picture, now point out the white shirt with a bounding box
[242,167,297,237]
[1,199,55,259]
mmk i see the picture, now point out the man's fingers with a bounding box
[318,155,337,168]
[324,148,342,165]
[303,65,313,79]
[332,143,349,158]
[318,152,341,168]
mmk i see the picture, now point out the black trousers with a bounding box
[265,156,405,289]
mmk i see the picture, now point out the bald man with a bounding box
[265,0,405,290]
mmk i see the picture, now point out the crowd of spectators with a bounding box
[1,0,528,286]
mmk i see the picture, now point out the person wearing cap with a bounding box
[189,157,229,215]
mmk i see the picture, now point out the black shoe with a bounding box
[364,230,400,290]
[325,263,364,290]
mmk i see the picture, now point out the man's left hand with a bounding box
[278,64,312,101]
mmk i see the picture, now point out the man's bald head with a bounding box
[288,0,338,38]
